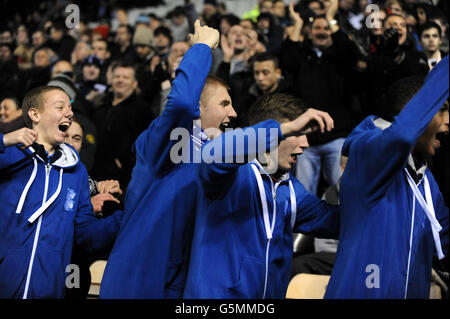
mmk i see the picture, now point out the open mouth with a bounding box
[435,131,448,147]
[316,34,328,40]
[58,123,71,133]
[219,119,236,132]
[219,122,230,132]
[290,153,301,163]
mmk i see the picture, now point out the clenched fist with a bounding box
[2,127,38,149]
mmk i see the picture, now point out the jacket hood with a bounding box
[25,142,79,169]
[342,116,427,176]
[341,115,378,157]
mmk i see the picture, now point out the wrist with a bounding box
[2,134,9,148]
[280,121,294,138]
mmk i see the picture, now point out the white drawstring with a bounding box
[28,168,64,224]
[251,161,297,299]
[404,169,444,259]
[15,158,37,215]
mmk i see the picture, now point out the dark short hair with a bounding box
[22,86,66,128]
[249,93,306,125]
[111,60,136,77]
[154,26,173,44]
[118,24,134,36]
[381,76,425,122]
[93,38,111,51]
[418,21,442,38]
[221,14,241,27]
[253,52,279,69]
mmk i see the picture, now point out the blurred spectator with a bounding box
[202,0,221,29]
[429,13,449,54]
[92,38,112,81]
[71,41,93,80]
[419,22,446,69]
[23,46,55,96]
[361,14,429,117]
[308,0,326,16]
[256,12,284,55]
[0,42,21,99]
[273,0,291,28]
[114,24,139,62]
[148,13,163,32]
[153,25,172,59]
[51,60,74,79]
[14,25,33,70]
[31,29,47,49]
[0,96,25,134]
[133,26,155,64]
[384,0,404,16]
[93,60,154,189]
[77,55,106,101]
[0,28,13,43]
[260,0,274,14]
[92,38,111,62]
[219,14,241,36]
[48,19,76,61]
[240,19,256,32]
[167,6,190,42]
[234,52,292,127]
[281,0,358,196]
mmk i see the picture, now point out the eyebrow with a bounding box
[52,100,67,105]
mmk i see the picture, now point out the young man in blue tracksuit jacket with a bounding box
[325,56,449,299]
[99,21,237,298]
[183,93,340,298]
[0,86,122,298]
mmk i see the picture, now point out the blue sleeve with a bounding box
[348,56,449,205]
[74,167,123,256]
[292,180,340,239]
[199,120,283,197]
[0,134,28,171]
[133,44,212,174]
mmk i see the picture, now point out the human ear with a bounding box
[28,107,40,126]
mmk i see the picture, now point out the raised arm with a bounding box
[199,108,334,196]
[347,56,449,204]
[133,21,219,174]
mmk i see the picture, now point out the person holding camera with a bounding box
[363,14,429,117]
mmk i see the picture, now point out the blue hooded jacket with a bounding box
[183,122,340,298]
[0,140,122,298]
[325,56,449,299]
[99,44,212,298]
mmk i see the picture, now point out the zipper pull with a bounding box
[46,163,51,175]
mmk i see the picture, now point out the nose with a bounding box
[227,105,237,119]
[299,135,309,149]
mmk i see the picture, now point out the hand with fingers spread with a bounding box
[221,34,235,62]
[281,108,334,137]
[188,19,220,50]
[97,179,123,196]
[2,128,38,149]
[91,193,121,213]
[289,0,303,26]
[288,0,304,42]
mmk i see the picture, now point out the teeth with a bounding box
[59,123,70,132]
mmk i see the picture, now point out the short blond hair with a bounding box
[22,86,66,128]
